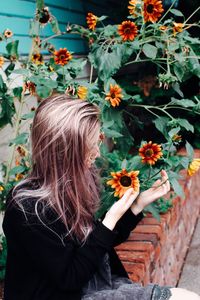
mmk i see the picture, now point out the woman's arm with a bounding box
[3,204,118,292]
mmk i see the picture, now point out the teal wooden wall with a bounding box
[0,0,115,56]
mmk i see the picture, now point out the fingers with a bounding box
[120,187,139,205]
[161,170,170,192]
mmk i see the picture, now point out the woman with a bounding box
[3,94,200,300]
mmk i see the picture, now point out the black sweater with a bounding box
[2,189,143,300]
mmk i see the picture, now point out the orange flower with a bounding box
[0,56,4,68]
[105,84,123,107]
[128,0,139,16]
[107,169,140,198]
[86,12,98,30]
[139,141,163,165]
[173,22,184,35]
[16,146,27,157]
[159,25,168,31]
[31,52,43,65]
[143,0,164,23]
[0,186,4,192]
[77,86,88,100]
[4,29,13,38]
[172,134,182,143]
[187,159,200,176]
[118,21,138,41]
[54,48,72,66]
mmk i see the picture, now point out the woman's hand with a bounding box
[102,188,139,230]
[131,170,170,215]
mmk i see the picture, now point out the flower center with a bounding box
[145,149,154,157]
[59,54,66,60]
[124,27,131,34]
[147,4,154,13]
[120,176,132,187]
[110,92,116,99]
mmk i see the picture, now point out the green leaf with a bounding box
[144,203,160,221]
[170,97,196,108]
[21,111,35,120]
[0,95,15,127]
[170,9,184,16]
[173,63,184,81]
[8,165,26,176]
[13,87,23,101]
[142,44,157,59]
[153,117,169,137]
[170,177,184,197]
[98,16,108,21]
[50,17,61,34]
[6,40,19,59]
[5,63,15,77]
[29,20,40,37]
[177,118,194,133]
[121,159,127,169]
[185,141,194,160]
[36,0,44,10]
[36,85,52,98]
[0,75,7,92]
[103,128,123,138]
[12,69,29,76]
[9,133,29,146]
[168,127,180,138]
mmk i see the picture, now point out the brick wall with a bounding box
[115,167,200,287]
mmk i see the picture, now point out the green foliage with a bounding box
[0,235,7,281]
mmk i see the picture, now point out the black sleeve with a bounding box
[3,205,118,292]
[98,208,144,247]
[112,208,144,246]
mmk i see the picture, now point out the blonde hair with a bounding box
[12,94,101,244]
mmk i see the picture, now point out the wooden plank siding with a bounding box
[0,0,121,56]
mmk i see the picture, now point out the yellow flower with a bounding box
[31,53,43,65]
[107,169,140,198]
[187,159,200,176]
[173,22,184,35]
[4,29,13,38]
[77,86,88,100]
[105,84,123,107]
[0,56,4,68]
[0,186,4,192]
[128,0,140,16]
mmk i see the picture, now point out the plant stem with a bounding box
[4,93,26,184]
[184,6,200,25]
[158,0,178,24]
[89,64,93,84]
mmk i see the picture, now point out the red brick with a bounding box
[133,225,163,240]
[116,250,151,267]
[115,241,154,253]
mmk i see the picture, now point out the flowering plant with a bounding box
[0,0,200,220]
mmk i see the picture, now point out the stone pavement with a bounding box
[178,216,200,295]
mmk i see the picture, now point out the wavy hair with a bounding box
[12,94,101,244]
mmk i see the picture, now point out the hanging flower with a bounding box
[139,141,163,165]
[128,0,139,16]
[143,0,164,23]
[54,48,72,66]
[31,52,43,65]
[172,134,182,143]
[77,86,88,100]
[23,81,36,95]
[159,25,168,31]
[15,174,24,181]
[0,186,4,192]
[4,29,13,38]
[107,169,140,198]
[187,159,200,176]
[86,12,98,30]
[173,22,184,35]
[0,56,4,68]
[39,7,51,24]
[118,21,138,41]
[105,84,123,107]
[16,146,28,157]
